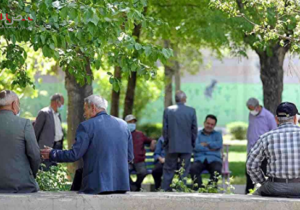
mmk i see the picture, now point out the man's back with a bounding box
[0,110,40,193]
[163,102,198,153]
[51,112,134,194]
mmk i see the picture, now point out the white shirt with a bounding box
[51,108,64,142]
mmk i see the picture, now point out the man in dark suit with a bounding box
[41,95,134,194]
[162,90,198,191]
[34,93,64,170]
[0,90,40,193]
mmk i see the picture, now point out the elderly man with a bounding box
[245,97,277,193]
[247,102,300,197]
[41,95,134,194]
[152,136,166,190]
[190,115,223,189]
[34,93,65,170]
[0,90,40,193]
[162,90,198,191]
[125,114,155,191]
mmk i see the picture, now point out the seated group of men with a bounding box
[126,114,223,191]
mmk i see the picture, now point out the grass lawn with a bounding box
[139,140,247,185]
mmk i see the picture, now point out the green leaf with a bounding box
[49,43,55,49]
[45,0,52,8]
[95,60,101,69]
[42,45,52,57]
[162,48,171,59]
[107,72,113,76]
[60,7,68,18]
[144,46,152,56]
[69,8,77,19]
[135,43,142,50]
[40,34,46,44]
[109,77,114,84]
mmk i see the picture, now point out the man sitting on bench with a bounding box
[125,114,156,191]
[190,115,223,189]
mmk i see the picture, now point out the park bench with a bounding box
[130,144,231,187]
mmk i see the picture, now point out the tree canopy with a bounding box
[0,0,172,90]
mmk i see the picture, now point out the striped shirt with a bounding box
[247,122,300,184]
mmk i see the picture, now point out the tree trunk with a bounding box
[174,50,181,91]
[164,64,174,108]
[164,40,175,108]
[256,44,289,115]
[123,24,141,119]
[110,66,122,117]
[65,61,93,173]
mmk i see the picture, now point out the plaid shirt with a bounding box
[247,122,300,184]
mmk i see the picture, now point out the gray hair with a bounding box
[175,90,187,103]
[277,116,295,124]
[0,90,19,107]
[84,95,108,110]
[246,98,259,107]
[51,93,63,102]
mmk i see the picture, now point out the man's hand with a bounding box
[158,157,165,164]
[40,146,53,160]
[200,142,208,147]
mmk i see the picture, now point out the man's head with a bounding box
[203,114,217,134]
[246,98,260,116]
[276,102,299,125]
[83,95,107,120]
[175,90,187,103]
[0,90,20,116]
[125,115,137,132]
[50,93,64,112]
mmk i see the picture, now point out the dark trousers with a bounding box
[152,162,164,190]
[245,158,267,194]
[129,162,148,191]
[71,168,83,191]
[162,153,191,191]
[190,159,222,189]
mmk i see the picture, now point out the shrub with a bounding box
[226,122,248,140]
[137,123,163,140]
[36,164,70,191]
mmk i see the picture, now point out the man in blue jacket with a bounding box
[190,115,223,189]
[41,95,134,194]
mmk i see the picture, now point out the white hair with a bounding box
[175,90,187,103]
[246,98,259,107]
[0,90,19,107]
[84,95,108,110]
[277,116,295,124]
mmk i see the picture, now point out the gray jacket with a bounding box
[163,102,198,153]
[34,107,63,149]
[0,110,40,193]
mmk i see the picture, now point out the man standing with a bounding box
[34,93,65,170]
[247,102,300,197]
[190,115,223,189]
[0,90,40,193]
[162,90,198,191]
[245,97,277,194]
[125,114,156,191]
[41,95,134,194]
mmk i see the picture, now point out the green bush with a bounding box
[226,122,248,140]
[137,123,163,140]
[36,164,70,191]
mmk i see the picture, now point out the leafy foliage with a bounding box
[169,162,234,194]
[36,164,70,191]
[0,0,172,89]
[227,121,248,140]
[93,66,164,118]
[137,123,162,139]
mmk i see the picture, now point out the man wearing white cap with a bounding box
[125,114,156,191]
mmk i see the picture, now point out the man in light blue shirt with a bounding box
[190,115,223,189]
